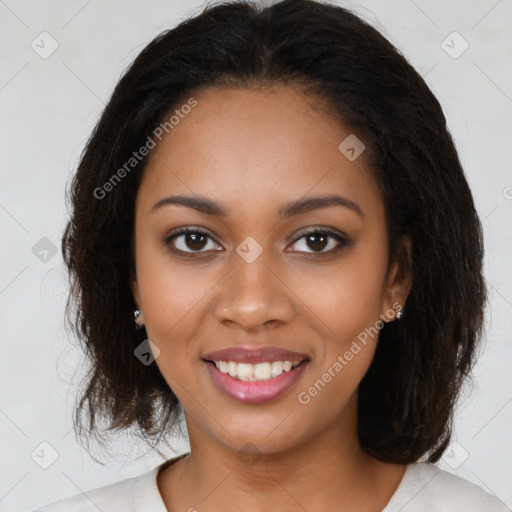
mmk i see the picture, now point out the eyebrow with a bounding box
[150,193,364,219]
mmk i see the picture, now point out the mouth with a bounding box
[203,359,306,381]
[202,348,310,404]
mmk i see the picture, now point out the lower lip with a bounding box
[204,360,309,404]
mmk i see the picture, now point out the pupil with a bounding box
[187,233,207,250]
[308,233,327,251]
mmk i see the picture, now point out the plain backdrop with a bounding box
[1,0,511,510]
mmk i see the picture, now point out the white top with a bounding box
[35,454,510,511]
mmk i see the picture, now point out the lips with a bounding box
[202,345,310,404]
[202,346,309,364]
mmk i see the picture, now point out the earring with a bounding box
[396,307,404,320]
[134,309,145,328]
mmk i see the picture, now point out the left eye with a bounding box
[288,228,347,255]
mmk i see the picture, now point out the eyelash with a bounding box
[163,226,348,258]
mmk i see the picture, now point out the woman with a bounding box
[36,0,510,510]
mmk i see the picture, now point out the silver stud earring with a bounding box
[396,307,404,320]
[134,309,145,328]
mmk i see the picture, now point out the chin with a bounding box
[198,405,316,458]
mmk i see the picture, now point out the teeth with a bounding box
[228,361,237,378]
[212,360,302,381]
[271,361,283,378]
[237,363,253,380]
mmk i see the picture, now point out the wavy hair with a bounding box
[61,0,487,463]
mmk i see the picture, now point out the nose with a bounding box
[211,248,296,333]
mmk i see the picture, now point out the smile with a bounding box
[204,358,309,404]
[210,360,302,381]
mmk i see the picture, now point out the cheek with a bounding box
[296,264,385,415]
[298,246,388,341]
[292,241,388,396]
[134,238,214,357]
[136,255,210,402]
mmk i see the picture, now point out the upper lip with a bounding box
[202,346,310,364]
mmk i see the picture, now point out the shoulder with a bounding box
[385,462,510,512]
[33,464,165,512]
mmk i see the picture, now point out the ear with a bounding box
[381,235,413,321]
[131,277,141,310]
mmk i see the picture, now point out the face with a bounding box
[131,85,411,456]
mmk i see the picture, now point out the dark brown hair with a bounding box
[61,0,487,463]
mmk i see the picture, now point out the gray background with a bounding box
[0,0,511,510]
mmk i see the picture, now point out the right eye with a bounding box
[164,227,223,256]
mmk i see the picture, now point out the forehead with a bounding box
[137,85,383,220]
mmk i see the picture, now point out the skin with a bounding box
[131,84,413,512]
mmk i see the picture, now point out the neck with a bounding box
[158,395,405,512]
